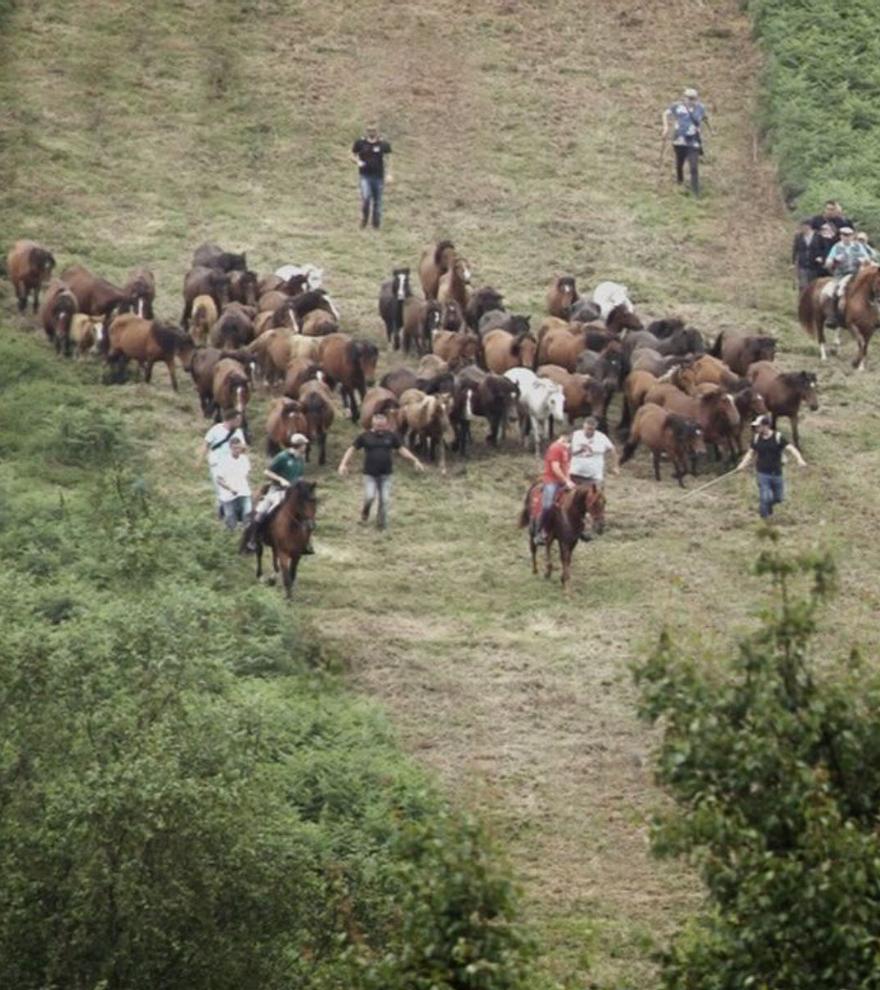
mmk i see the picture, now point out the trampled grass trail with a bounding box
[4,0,880,985]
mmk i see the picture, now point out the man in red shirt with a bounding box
[536,433,575,545]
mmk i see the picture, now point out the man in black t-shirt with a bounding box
[337,411,423,530]
[736,416,807,519]
[351,123,393,229]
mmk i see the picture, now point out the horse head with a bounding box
[795,371,820,410]
[434,240,456,269]
[392,267,411,300]
[288,480,318,530]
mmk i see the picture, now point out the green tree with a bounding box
[635,536,880,989]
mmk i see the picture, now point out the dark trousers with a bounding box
[674,145,700,195]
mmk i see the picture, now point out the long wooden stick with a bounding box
[677,467,740,502]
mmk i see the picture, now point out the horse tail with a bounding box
[518,485,534,528]
[620,436,639,465]
[709,331,723,357]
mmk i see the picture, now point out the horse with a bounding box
[688,354,743,390]
[519,481,605,591]
[536,326,587,371]
[121,267,156,319]
[465,286,504,330]
[605,304,644,335]
[570,298,601,323]
[246,329,294,387]
[455,367,519,448]
[211,357,251,422]
[440,299,465,332]
[746,361,818,447]
[437,257,471,313]
[575,343,623,425]
[359,387,401,432]
[478,310,531,337]
[592,281,633,320]
[60,264,126,328]
[843,264,880,369]
[70,314,105,359]
[228,269,259,307]
[432,329,480,370]
[504,368,566,453]
[646,317,685,338]
[402,298,442,356]
[192,242,247,272]
[282,358,321,399]
[106,314,194,391]
[190,294,218,345]
[182,266,230,327]
[710,329,777,375]
[418,240,456,300]
[298,379,335,465]
[546,276,579,319]
[536,364,608,429]
[301,309,339,337]
[798,276,841,362]
[399,388,454,472]
[265,398,308,456]
[246,480,317,600]
[318,333,379,421]
[620,404,705,486]
[644,383,741,462]
[628,348,689,378]
[7,239,55,312]
[378,267,412,350]
[210,304,255,349]
[38,279,78,356]
[482,329,538,374]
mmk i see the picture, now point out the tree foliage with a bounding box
[635,536,880,989]
[747,0,880,230]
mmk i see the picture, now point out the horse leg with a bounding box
[287,554,301,599]
[791,412,800,449]
[544,535,553,580]
[319,431,327,466]
[279,552,293,599]
[560,543,571,591]
[529,532,538,575]
[652,450,662,482]
[852,326,867,371]
[255,540,263,579]
[167,359,179,391]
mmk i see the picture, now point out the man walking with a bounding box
[351,122,393,229]
[662,87,710,196]
[337,411,423,530]
[200,408,246,516]
[214,436,252,531]
[570,416,619,486]
[791,218,822,290]
[736,415,807,519]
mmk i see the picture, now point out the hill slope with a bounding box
[4,0,880,986]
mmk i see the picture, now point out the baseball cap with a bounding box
[289,433,309,447]
[683,87,698,97]
[840,226,855,234]
[751,415,770,427]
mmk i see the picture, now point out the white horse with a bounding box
[592,281,633,320]
[504,368,566,453]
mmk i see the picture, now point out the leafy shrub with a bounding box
[635,537,880,988]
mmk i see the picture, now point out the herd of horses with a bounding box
[5,235,830,592]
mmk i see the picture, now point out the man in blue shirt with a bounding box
[662,87,710,196]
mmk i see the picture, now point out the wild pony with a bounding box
[437,257,471,312]
[245,480,317,601]
[710,328,776,375]
[298,379,335,465]
[182,266,230,326]
[504,368,566,452]
[465,286,505,330]
[265,398,308,456]
[402,298,442,356]
[7,239,55,312]
[378,267,412,350]
[519,480,606,591]
[620,403,705,486]
[418,240,456,299]
[38,279,78,356]
[105,314,194,390]
[318,333,379,421]
[192,242,247,272]
[746,361,818,448]
[546,275,579,319]
[799,264,880,369]
[61,264,126,328]
[482,329,538,374]
[121,267,156,319]
[399,388,454,473]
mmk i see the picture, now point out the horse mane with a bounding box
[151,321,189,352]
[434,240,455,266]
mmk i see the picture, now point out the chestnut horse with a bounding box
[246,480,317,600]
[519,481,606,591]
[800,264,880,368]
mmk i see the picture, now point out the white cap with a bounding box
[751,415,770,427]
[288,433,309,447]
[683,87,699,98]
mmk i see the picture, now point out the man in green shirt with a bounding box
[244,433,313,552]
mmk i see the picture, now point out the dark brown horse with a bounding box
[246,480,317,600]
[7,239,55,312]
[746,361,818,447]
[38,279,78,356]
[106,314,194,390]
[318,333,379,420]
[546,276,579,319]
[121,267,156,319]
[418,240,456,300]
[620,403,705,486]
[61,264,126,327]
[519,481,606,591]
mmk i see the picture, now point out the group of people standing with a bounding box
[791,199,877,290]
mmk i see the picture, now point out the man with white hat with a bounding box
[736,415,807,520]
[662,86,710,195]
[243,433,314,552]
[823,225,873,328]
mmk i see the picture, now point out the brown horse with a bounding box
[210,304,255,349]
[402,298,443,356]
[418,240,457,300]
[39,279,78,356]
[519,480,606,591]
[61,264,126,327]
[746,361,818,447]
[212,357,251,420]
[620,403,705,486]
[228,269,259,307]
[318,333,379,420]
[190,294,218,345]
[645,383,741,462]
[798,267,880,367]
[121,267,156,319]
[536,365,607,427]
[432,329,480,370]
[7,239,55,312]
[247,480,317,600]
[482,329,538,374]
[182,266,230,327]
[70,314,104,358]
[106,314,194,390]
[536,326,587,371]
[437,257,471,312]
[359,387,401,431]
[298,379,335,465]
[301,309,338,336]
[283,358,321,399]
[710,328,776,375]
[399,388,454,472]
[546,276,579,319]
[265,397,308,456]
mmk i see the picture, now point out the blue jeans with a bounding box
[757,472,784,518]
[221,495,252,530]
[359,175,384,227]
[363,474,392,528]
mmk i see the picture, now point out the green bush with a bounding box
[748,0,880,230]
[635,537,880,988]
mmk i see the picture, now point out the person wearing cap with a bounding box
[351,122,393,229]
[244,433,313,551]
[792,218,822,289]
[337,410,424,531]
[736,416,807,520]
[214,436,253,531]
[823,226,873,327]
[856,231,879,263]
[661,87,710,196]
[809,199,854,235]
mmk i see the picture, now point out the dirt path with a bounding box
[4,1,880,986]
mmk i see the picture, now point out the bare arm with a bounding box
[736,448,754,472]
[661,109,671,137]
[337,444,357,475]
[552,461,573,488]
[608,445,621,475]
[399,446,424,471]
[787,444,808,467]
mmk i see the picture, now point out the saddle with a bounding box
[528,483,567,523]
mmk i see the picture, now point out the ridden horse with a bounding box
[437,257,471,312]
[746,361,818,448]
[7,240,55,312]
[246,480,317,601]
[546,276,579,319]
[519,481,606,591]
[843,264,880,369]
[378,267,412,350]
[418,240,456,300]
[106,314,194,390]
[620,403,705,486]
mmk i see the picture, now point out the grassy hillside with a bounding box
[4,0,880,986]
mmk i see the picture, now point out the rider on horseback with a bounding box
[243,433,314,553]
[534,433,574,546]
[823,226,872,327]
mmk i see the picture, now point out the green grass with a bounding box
[4,0,880,986]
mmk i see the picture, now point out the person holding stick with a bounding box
[736,415,807,519]
[661,87,710,196]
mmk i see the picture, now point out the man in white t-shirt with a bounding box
[214,437,253,530]
[199,408,246,513]
[570,417,619,485]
